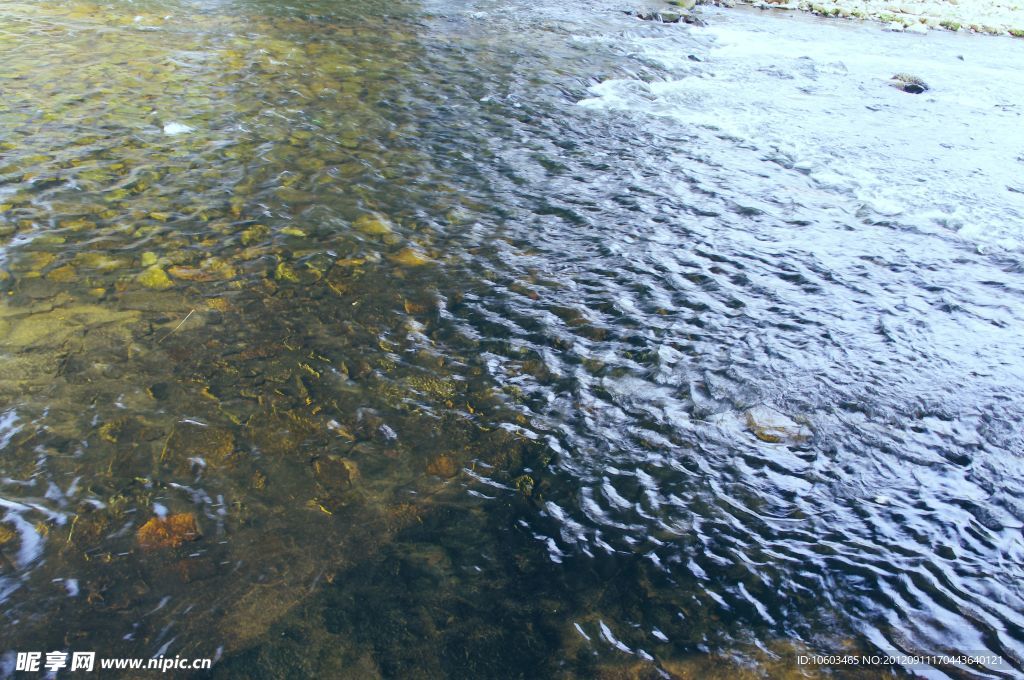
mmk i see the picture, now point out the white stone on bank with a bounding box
[714,0,1024,37]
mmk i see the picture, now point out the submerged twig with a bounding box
[158,423,176,462]
[157,308,195,344]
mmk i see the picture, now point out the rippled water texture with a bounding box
[2,0,1024,677]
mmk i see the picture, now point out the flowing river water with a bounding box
[2,0,1024,677]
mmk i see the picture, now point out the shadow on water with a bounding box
[2,0,1024,677]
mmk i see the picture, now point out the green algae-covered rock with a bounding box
[0,303,141,350]
[138,265,174,290]
[389,247,432,266]
[353,214,393,235]
[275,261,300,283]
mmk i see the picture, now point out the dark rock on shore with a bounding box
[625,9,707,25]
[625,9,679,22]
[890,73,930,93]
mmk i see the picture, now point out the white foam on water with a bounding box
[578,9,1024,254]
[599,620,634,653]
[162,122,194,135]
[0,410,19,451]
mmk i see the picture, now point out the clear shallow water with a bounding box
[1,0,1024,677]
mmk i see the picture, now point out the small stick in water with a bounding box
[158,308,195,344]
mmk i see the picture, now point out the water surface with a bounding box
[2,0,1024,677]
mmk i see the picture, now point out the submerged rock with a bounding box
[274,261,301,283]
[246,410,320,456]
[46,264,77,283]
[241,224,271,246]
[353,213,394,235]
[425,453,459,478]
[138,265,174,290]
[0,303,140,350]
[168,265,216,282]
[314,455,360,499]
[744,405,811,444]
[11,251,56,277]
[389,247,432,266]
[163,422,236,469]
[136,513,201,550]
[167,257,237,282]
[74,252,129,272]
[0,522,17,547]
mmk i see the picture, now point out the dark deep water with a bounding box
[2,0,1024,677]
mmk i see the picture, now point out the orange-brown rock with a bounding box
[136,513,201,550]
[425,453,459,478]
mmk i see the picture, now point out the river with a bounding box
[1,0,1023,677]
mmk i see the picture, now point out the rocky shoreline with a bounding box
[639,0,1024,36]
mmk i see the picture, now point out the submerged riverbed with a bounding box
[2,0,1023,677]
